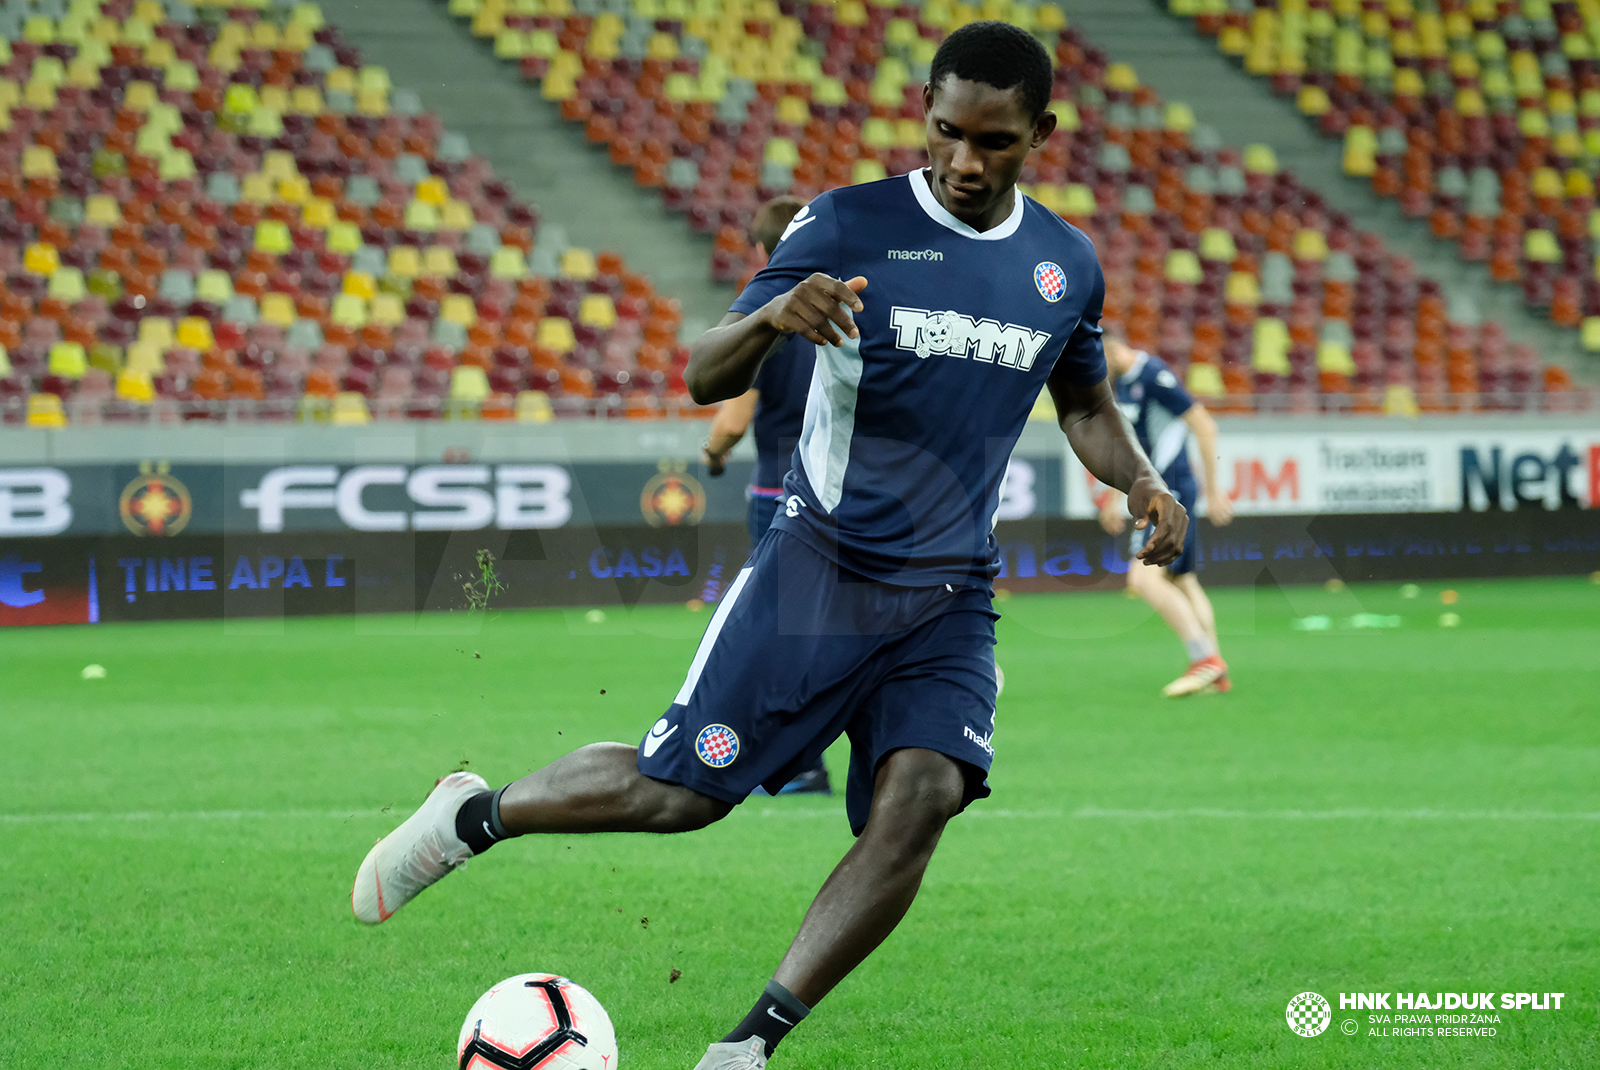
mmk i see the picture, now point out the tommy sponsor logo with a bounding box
[888,248,944,260]
[642,718,679,758]
[889,307,1052,370]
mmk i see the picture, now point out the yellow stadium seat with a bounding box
[414,176,449,204]
[124,342,165,377]
[370,293,406,327]
[254,220,292,254]
[404,199,441,230]
[489,247,527,279]
[26,393,67,428]
[175,317,214,350]
[423,247,459,276]
[331,391,372,425]
[538,317,576,352]
[1186,362,1224,397]
[1164,249,1203,284]
[23,242,60,275]
[1225,272,1261,305]
[330,293,368,328]
[196,270,233,303]
[260,293,297,327]
[1316,341,1356,375]
[48,267,86,302]
[440,293,478,327]
[389,246,423,278]
[1251,317,1290,375]
[515,390,554,423]
[1200,227,1238,262]
[578,293,618,329]
[450,365,491,401]
[326,222,362,255]
[115,369,155,403]
[48,341,88,379]
[560,247,597,280]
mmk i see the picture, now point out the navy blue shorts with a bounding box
[747,492,781,546]
[636,530,999,834]
[1129,480,1199,576]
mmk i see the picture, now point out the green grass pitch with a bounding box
[2,578,1596,1069]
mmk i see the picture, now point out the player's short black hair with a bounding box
[929,21,1054,120]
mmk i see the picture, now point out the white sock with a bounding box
[1185,638,1216,661]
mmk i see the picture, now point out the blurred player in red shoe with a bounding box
[1097,331,1233,697]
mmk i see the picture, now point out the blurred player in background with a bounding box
[701,195,833,796]
[1097,331,1233,697]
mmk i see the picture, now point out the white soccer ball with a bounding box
[458,974,618,1070]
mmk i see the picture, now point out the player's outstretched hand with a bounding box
[700,446,727,477]
[1128,476,1188,566]
[761,274,868,348]
[1208,493,1234,526]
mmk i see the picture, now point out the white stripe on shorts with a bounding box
[672,565,755,706]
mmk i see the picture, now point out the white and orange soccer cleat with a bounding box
[351,770,488,924]
[692,1037,768,1070]
[1162,655,1230,698]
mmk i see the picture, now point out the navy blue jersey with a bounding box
[749,333,815,495]
[1113,351,1195,486]
[729,170,1107,588]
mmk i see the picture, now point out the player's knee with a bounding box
[871,749,966,848]
[658,789,734,831]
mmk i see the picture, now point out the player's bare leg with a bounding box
[352,743,731,924]
[695,748,966,1068]
[1173,573,1221,656]
[775,747,965,1003]
[1127,562,1227,696]
[496,742,733,834]
[1127,559,1206,647]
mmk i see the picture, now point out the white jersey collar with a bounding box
[909,169,1025,241]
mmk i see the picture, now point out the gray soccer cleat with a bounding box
[351,770,488,924]
[692,1037,768,1070]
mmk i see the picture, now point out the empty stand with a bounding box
[0,0,697,426]
[448,0,1586,414]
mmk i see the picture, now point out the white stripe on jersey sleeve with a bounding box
[1149,407,1192,474]
[797,336,863,514]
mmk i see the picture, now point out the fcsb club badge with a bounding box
[640,459,706,527]
[120,460,192,536]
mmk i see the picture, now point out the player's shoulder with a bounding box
[1139,352,1187,392]
[812,173,917,216]
[1019,195,1099,261]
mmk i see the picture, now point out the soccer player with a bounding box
[352,22,1186,1069]
[700,196,833,795]
[1096,331,1233,696]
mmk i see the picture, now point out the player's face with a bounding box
[922,76,1055,228]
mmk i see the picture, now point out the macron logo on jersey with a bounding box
[889,307,1052,370]
[888,248,944,260]
[778,205,816,242]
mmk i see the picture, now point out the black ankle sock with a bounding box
[455,787,511,855]
[721,979,810,1057]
